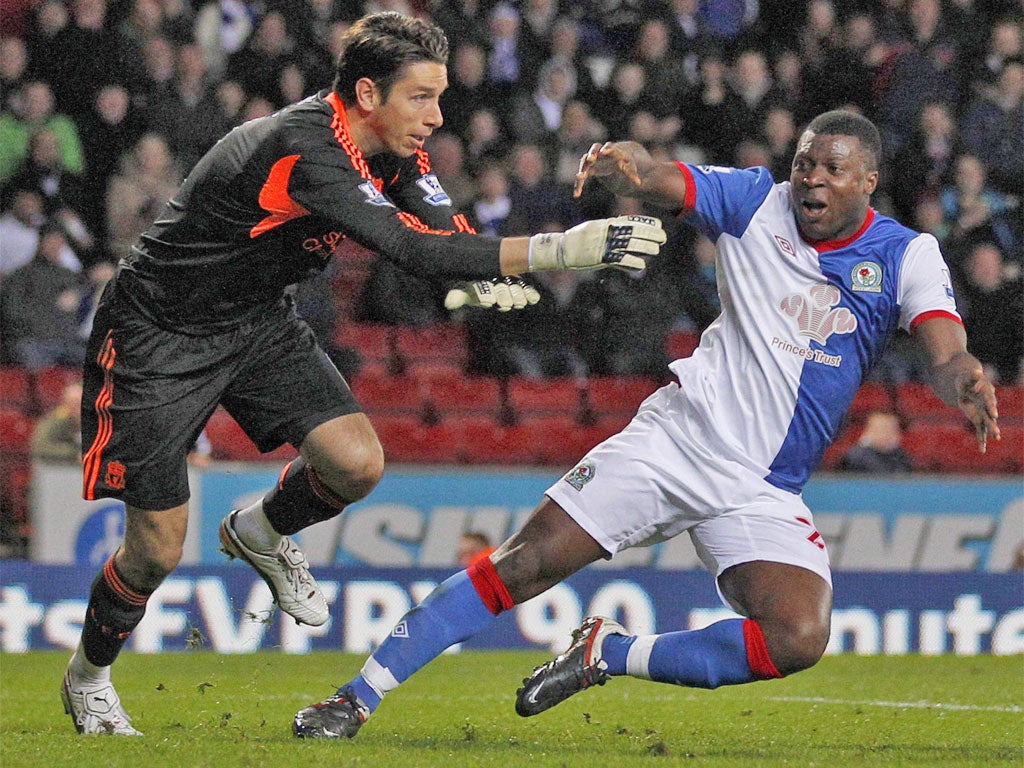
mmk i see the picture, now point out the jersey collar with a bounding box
[799,208,875,253]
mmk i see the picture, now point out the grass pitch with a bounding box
[1,651,1020,767]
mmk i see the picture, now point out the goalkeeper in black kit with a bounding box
[61,11,666,736]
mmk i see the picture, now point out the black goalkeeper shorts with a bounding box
[80,284,360,510]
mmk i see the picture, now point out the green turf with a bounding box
[1,651,1020,767]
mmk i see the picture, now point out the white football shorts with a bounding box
[546,383,832,608]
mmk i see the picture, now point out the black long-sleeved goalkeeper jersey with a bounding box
[119,89,499,333]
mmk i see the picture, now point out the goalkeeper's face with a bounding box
[789,131,878,243]
[365,61,447,158]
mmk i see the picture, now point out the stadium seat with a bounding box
[204,408,297,462]
[583,376,660,417]
[458,416,545,465]
[903,421,984,473]
[349,371,426,415]
[0,368,33,412]
[373,414,462,464]
[664,330,699,360]
[415,371,503,418]
[0,408,35,453]
[821,421,861,471]
[846,382,895,422]
[982,424,1023,474]
[32,366,81,412]
[995,386,1023,424]
[505,377,584,418]
[393,324,469,366]
[334,323,395,366]
[894,383,951,421]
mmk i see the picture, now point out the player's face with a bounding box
[369,61,447,157]
[789,131,878,242]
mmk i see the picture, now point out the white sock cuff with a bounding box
[625,634,657,680]
[360,656,400,698]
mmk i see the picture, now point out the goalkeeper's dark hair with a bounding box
[333,12,449,104]
[806,110,881,171]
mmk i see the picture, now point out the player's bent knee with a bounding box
[769,615,829,675]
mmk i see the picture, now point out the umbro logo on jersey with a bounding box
[779,284,858,344]
[416,174,452,206]
[392,621,409,638]
[774,234,796,257]
[358,181,395,207]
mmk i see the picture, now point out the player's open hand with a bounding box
[956,366,1000,452]
[445,276,541,312]
[574,141,654,198]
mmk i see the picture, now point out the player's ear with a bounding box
[865,170,878,196]
[354,77,381,111]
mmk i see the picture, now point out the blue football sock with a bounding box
[622,618,757,689]
[600,633,635,675]
[346,570,497,713]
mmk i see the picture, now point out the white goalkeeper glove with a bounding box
[444,276,541,312]
[527,215,666,272]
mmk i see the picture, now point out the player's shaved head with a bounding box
[805,110,881,171]
[334,12,449,104]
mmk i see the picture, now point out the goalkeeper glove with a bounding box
[527,215,666,272]
[444,276,541,312]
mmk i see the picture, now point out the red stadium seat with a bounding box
[995,386,1023,424]
[0,408,34,453]
[0,368,33,412]
[458,416,544,465]
[846,382,895,422]
[393,324,469,366]
[373,415,462,464]
[32,366,81,412]
[983,425,1024,474]
[903,421,984,473]
[349,372,426,415]
[894,383,951,421]
[334,323,395,365]
[506,377,584,418]
[583,376,659,416]
[204,409,297,462]
[664,330,699,360]
[415,372,503,418]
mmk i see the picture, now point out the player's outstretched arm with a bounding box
[915,317,1000,452]
[573,141,690,210]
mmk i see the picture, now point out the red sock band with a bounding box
[743,619,783,679]
[466,557,515,615]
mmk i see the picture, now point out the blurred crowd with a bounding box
[0,0,1021,384]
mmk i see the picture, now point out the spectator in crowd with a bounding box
[425,132,477,211]
[461,108,510,175]
[0,188,83,275]
[6,127,95,260]
[545,17,600,113]
[134,35,179,110]
[662,0,708,66]
[507,143,577,234]
[486,3,527,110]
[0,36,29,112]
[968,16,1022,92]
[940,153,1019,259]
[839,411,915,474]
[0,80,85,183]
[680,47,746,164]
[954,241,1023,384]
[226,10,301,104]
[552,100,607,191]
[457,531,496,567]
[356,257,448,328]
[430,0,490,49]
[959,58,1023,195]
[193,0,256,77]
[31,381,83,464]
[442,43,496,136]
[507,58,576,149]
[631,18,690,122]
[76,85,141,246]
[890,101,960,223]
[104,133,180,260]
[803,11,885,121]
[470,161,523,237]
[761,106,798,181]
[0,221,85,369]
[875,0,961,156]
